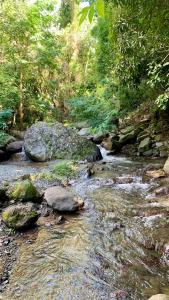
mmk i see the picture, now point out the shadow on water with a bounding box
[1,152,169,299]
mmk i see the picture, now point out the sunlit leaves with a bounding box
[79,0,105,25]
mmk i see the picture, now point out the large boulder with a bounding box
[2,202,39,230]
[7,179,41,203]
[148,295,169,300]
[44,186,84,212]
[163,157,169,174]
[24,122,101,162]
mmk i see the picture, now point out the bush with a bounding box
[0,109,13,130]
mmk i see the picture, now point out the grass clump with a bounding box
[52,161,77,178]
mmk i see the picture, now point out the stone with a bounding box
[7,179,41,203]
[146,170,166,179]
[163,157,169,175]
[6,141,23,154]
[120,125,134,135]
[78,128,90,136]
[118,128,136,145]
[148,295,169,300]
[0,133,15,149]
[2,203,38,229]
[44,186,84,212]
[138,137,151,154]
[101,136,113,150]
[143,149,153,157]
[92,133,108,144]
[24,122,101,162]
[155,186,169,196]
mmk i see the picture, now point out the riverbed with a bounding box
[0,152,169,299]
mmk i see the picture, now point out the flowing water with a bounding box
[1,150,169,300]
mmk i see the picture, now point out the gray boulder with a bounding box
[24,122,101,162]
[2,202,39,230]
[44,186,84,212]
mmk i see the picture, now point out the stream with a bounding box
[1,150,169,300]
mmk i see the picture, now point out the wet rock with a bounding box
[2,203,39,229]
[163,157,169,175]
[120,144,137,156]
[7,179,42,203]
[101,136,113,150]
[143,149,153,157]
[146,170,166,179]
[6,141,23,154]
[92,133,108,144]
[119,130,136,145]
[86,146,102,162]
[56,215,66,224]
[101,135,119,151]
[24,122,100,162]
[138,137,151,155]
[148,295,169,300]
[44,186,84,212]
[155,186,169,196]
[115,177,133,184]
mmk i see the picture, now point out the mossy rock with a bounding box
[24,122,101,162]
[7,179,42,203]
[2,202,39,230]
[0,132,15,149]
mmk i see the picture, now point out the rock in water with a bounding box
[24,122,101,162]
[44,186,84,212]
[2,203,38,230]
[148,295,169,300]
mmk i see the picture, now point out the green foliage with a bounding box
[68,93,118,133]
[79,0,104,25]
[0,109,13,130]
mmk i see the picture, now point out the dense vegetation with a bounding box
[0,0,169,134]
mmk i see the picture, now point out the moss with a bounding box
[0,132,15,148]
[2,210,21,227]
[10,179,40,201]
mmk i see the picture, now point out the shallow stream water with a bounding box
[1,150,169,300]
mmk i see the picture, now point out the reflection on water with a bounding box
[1,153,169,299]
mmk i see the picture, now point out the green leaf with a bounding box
[79,6,90,25]
[88,4,95,23]
[96,0,104,17]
